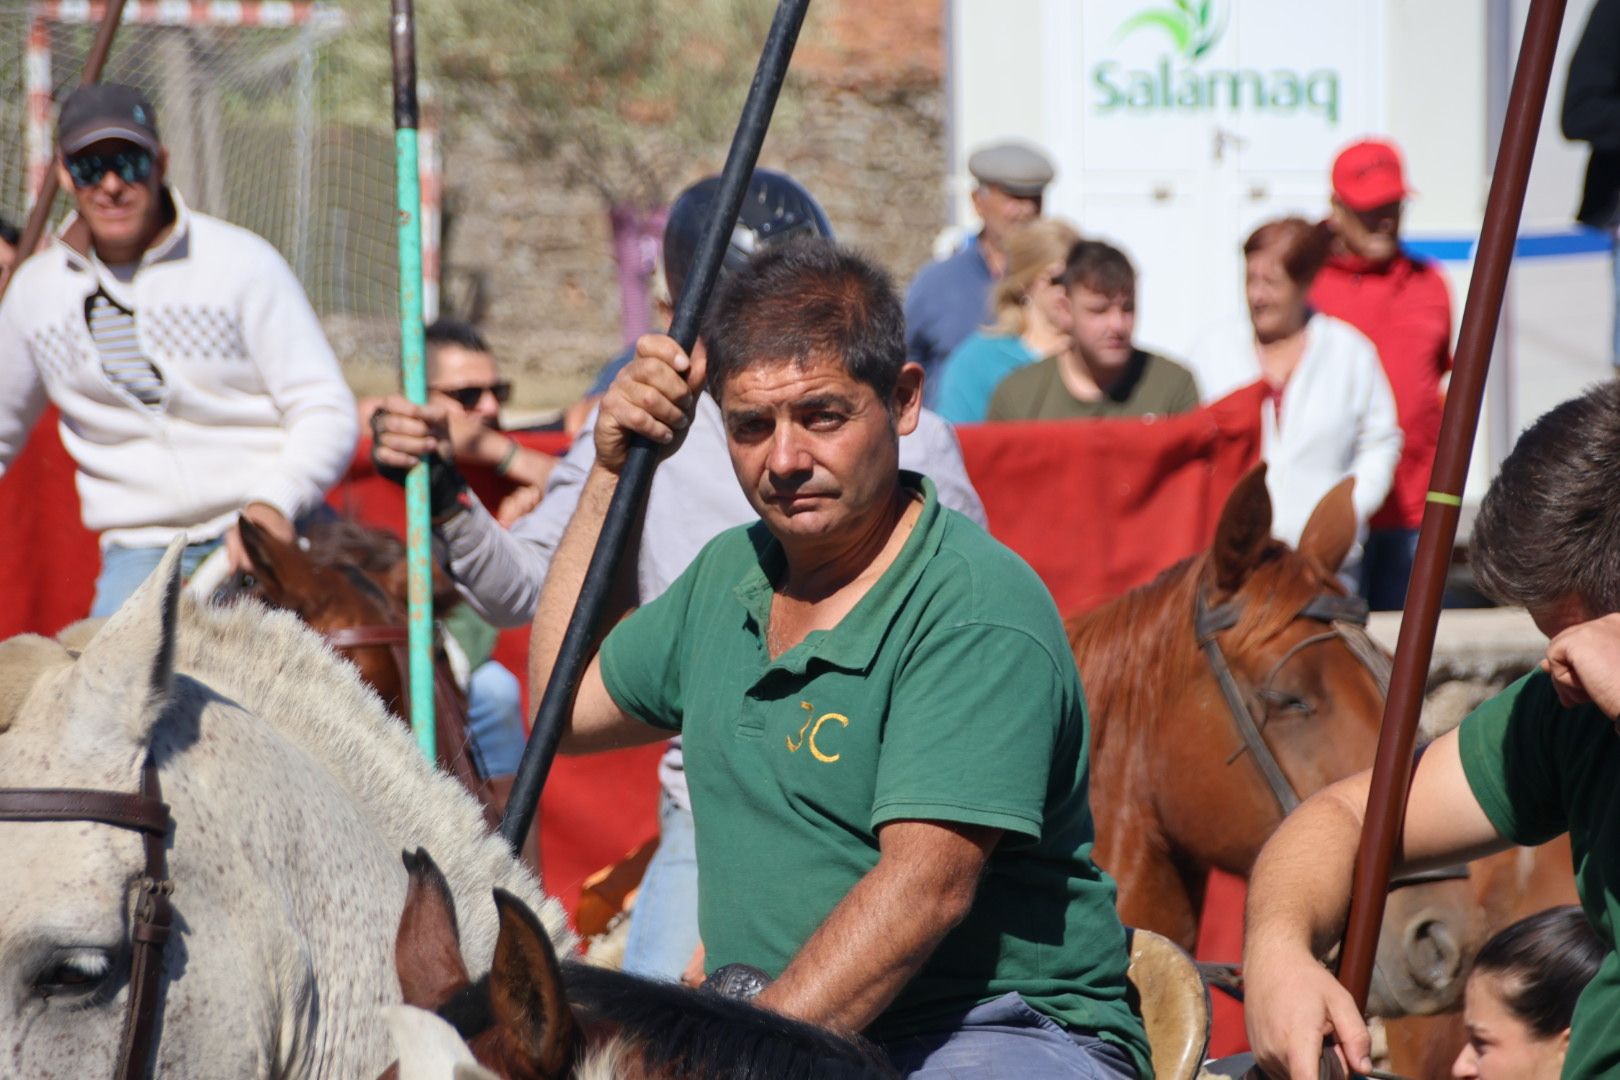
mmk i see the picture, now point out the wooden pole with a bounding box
[499,0,813,857]
[391,0,436,763]
[0,0,129,303]
[1335,0,1568,1010]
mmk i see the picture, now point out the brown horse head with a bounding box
[1072,467,1384,938]
[233,515,413,715]
[383,850,896,1079]
[383,848,576,1080]
[1072,466,1479,1016]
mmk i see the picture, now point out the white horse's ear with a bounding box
[71,538,184,747]
[383,1005,497,1080]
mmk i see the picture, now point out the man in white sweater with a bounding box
[0,83,357,616]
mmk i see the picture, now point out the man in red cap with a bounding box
[1310,138,1453,611]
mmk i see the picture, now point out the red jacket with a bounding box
[1310,252,1453,530]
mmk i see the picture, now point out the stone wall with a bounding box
[1366,607,1544,738]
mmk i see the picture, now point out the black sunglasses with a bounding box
[433,382,511,409]
[65,148,155,189]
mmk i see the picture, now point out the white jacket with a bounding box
[0,189,357,548]
[1187,313,1402,557]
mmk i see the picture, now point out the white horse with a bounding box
[0,542,571,1078]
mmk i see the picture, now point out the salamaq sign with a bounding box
[1090,1,1342,124]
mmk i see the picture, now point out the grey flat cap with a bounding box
[968,142,1055,197]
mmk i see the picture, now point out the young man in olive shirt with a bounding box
[531,239,1149,1078]
[1242,382,1620,1079]
[988,240,1198,422]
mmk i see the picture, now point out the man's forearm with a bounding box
[756,825,990,1032]
[527,463,641,743]
[1244,790,1366,965]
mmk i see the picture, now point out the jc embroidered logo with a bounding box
[786,700,848,763]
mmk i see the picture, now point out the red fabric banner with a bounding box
[1,388,1265,1048]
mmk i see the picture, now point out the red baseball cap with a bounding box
[1331,139,1411,212]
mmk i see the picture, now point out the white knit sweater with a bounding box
[1186,313,1402,557]
[0,189,357,548]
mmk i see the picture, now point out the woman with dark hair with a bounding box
[1187,215,1402,578]
[1453,906,1605,1079]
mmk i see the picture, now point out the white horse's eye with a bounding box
[33,948,113,1001]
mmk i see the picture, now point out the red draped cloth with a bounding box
[2,385,1266,1050]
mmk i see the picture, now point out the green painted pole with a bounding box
[391,0,434,762]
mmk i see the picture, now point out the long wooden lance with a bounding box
[0,0,129,303]
[1334,0,1568,1013]
[391,0,436,764]
[499,0,813,856]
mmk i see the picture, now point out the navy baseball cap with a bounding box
[57,83,161,156]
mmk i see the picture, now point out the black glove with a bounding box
[370,415,469,521]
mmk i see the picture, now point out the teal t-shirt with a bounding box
[599,474,1150,1075]
[1458,671,1620,1079]
[936,331,1038,424]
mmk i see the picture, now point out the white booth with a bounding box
[945,0,1614,502]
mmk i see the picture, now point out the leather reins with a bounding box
[1194,587,1467,893]
[0,759,173,1079]
[1195,588,1385,816]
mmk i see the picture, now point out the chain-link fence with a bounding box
[0,1,436,360]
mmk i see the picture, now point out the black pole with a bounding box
[500,0,813,856]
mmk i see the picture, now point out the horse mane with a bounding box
[1067,542,1338,744]
[151,596,570,948]
[560,964,896,1080]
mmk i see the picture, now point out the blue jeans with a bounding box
[881,993,1139,1079]
[92,539,223,618]
[465,660,528,778]
[621,792,700,980]
[1359,527,1419,612]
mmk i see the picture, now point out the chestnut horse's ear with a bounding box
[1210,465,1274,594]
[396,848,472,1007]
[1296,477,1357,579]
[490,889,579,1079]
[236,513,317,603]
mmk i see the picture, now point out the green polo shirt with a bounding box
[1459,671,1620,1079]
[599,473,1150,1074]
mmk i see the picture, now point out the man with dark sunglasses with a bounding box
[367,317,555,526]
[0,82,356,616]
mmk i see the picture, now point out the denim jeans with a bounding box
[621,792,700,980]
[92,539,223,618]
[1359,527,1420,612]
[464,660,528,778]
[880,992,1140,1079]
[1611,234,1619,367]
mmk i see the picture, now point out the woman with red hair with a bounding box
[1188,216,1402,580]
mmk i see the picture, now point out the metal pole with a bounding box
[391,0,435,763]
[1,0,130,304]
[499,0,813,856]
[1335,0,1567,1010]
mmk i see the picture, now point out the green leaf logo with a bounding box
[1116,0,1227,61]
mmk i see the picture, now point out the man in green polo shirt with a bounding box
[1240,380,1620,1080]
[529,238,1149,1077]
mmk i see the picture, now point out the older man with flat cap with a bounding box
[904,140,1056,406]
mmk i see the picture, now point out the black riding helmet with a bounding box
[662,168,834,307]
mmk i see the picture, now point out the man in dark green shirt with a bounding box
[530,238,1149,1077]
[987,240,1199,423]
[1240,381,1620,1079]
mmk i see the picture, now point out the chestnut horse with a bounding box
[380,848,895,1080]
[1070,468,1478,1017]
[224,516,500,822]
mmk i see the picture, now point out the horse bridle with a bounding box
[0,759,173,1079]
[1194,586,1389,816]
